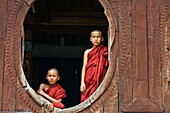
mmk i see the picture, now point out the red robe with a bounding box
[45,83,67,108]
[81,44,108,102]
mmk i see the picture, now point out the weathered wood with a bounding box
[161,0,170,112]
[135,0,148,99]
[102,1,118,112]
[0,111,34,113]
[16,79,31,111]
[15,1,27,110]
[0,0,6,111]
[147,0,162,106]
[0,0,170,113]
[15,1,33,111]
[118,0,132,111]
[119,0,164,112]
[2,0,18,110]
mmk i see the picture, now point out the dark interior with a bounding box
[23,0,108,108]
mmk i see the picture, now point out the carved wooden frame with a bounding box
[11,0,118,112]
[162,0,170,111]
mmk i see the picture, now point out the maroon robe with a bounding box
[81,44,108,102]
[45,83,67,102]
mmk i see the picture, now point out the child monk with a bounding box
[37,68,67,111]
[80,30,109,102]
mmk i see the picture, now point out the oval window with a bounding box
[21,0,116,112]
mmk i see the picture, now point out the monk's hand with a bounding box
[46,102,54,112]
[80,83,86,93]
[37,89,45,96]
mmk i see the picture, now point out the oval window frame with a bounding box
[16,0,117,112]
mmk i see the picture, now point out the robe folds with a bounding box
[45,83,67,108]
[81,44,108,102]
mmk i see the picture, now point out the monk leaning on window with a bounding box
[37,68,67,111]
[80,30,109,102]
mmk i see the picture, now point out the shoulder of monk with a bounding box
[40,83,49,90]
[40,83,47,87]
[55,83,63,88]
[85,48,92,53]
[56,83,66,91]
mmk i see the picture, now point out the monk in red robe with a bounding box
[80,30,108,102]
[37,68,67,111]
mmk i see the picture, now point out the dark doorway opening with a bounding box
[24,0,108,108]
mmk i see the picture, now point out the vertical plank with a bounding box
[2,0,19,110]
[135,0,148,99]
[118,0,132,110]
[121,0,163,112]
[161,0,170,112]
[147,0,162,105]
[131,0,137,108]
[0,0,7,110]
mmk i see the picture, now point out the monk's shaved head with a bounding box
[91,30,103,37]
[47,68,59,75]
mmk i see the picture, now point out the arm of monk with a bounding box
[37,83,62,103]
[80,49,90,93]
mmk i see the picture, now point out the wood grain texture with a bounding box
[118,0,132,111]
[161,0,170,112]
[2,0,19,110]
[119,0,163,112]
[0,0,6,111]
[147,0,162,106]
[0,0,170,113]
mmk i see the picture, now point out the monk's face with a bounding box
[46,70,60,85]
[90,31,104,47]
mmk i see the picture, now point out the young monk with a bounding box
[80,30,108,102]
[37,68,67,111]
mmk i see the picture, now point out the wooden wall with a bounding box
[0,0,170,113]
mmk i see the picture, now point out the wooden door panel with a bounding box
[119,0,163,112]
